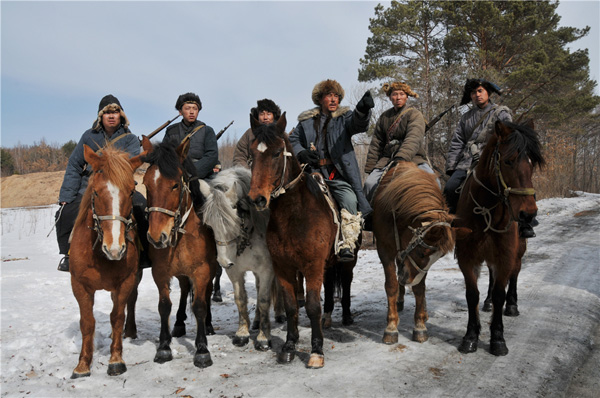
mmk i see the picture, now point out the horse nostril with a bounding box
[253,196,267,209]
[519,211,536,223]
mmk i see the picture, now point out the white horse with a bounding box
[199,166,282,351]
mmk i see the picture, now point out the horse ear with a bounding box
[83,144,101,170]
[276,112,287,137]
[452,227,471,241]
[524,119,535,130]
[176,136,191,163]
[141,135,153,153]
[129,152,146,171]
[250,113,261,130]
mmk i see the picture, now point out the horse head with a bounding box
[247,112,299,210]
[82,144,144,260]
[141,135,195,249]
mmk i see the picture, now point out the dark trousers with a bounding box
[443,169,467,214]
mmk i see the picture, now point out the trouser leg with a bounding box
[443,170,467,214]
[55,195,82,255]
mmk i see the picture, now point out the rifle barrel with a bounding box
[146,115,181,140]
[216,120,234,140]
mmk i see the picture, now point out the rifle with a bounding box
[215,120,234,141]
[145,114,181,140]
[516,102,537,123]
[426,104,455,131]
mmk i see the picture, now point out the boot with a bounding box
[139,249,152,269]
[337,210,362,263]
[57,255,69,272]
[362,212,373,232]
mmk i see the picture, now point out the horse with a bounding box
[69,144,145,378]
[454,120,544,356]
[140,136,218,368]
[198,166,279,350]
[247,113,358,368]
[372,161,468,344]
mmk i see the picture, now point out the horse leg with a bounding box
[504,263,521,317]
[382,259,400,344]
[230,269,251,347]
[397,282,405,312]
[191,267,213,368]
[252,277,261,330]
[153,274,173,364]
[254,271,273,351]
[277,275,299,364]
[305,274,325,369]
[71,280,95,379]
[458,264,481,354]
[490,270,509,356]
[124,268,143,339]
[341,261,355,326]
[273,278,287,324]
[296,271,306,308]
[482,268,493,312]
[322,265,336,329]
[212,266,223,302]
[172,276,190,337]
[107,274,137,376]
[205,266,216,336]
[411,277,429,343]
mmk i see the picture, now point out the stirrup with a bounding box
[57,256,70,272]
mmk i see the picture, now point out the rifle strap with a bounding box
[387,107,413,142]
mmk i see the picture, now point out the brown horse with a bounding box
[69,145,145,378]
[141,136,218,368]
[455,120,544,356]
[248,113,355,368]
[373,161,467,344]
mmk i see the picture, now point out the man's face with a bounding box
[180,103,199,124]
[258,110,274,124]
[320,92,340,113]
[389,90,408,109]
[470,86,490,108]
[101,110,121,130]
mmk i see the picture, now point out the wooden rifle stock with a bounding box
[426,104,455,131]
[145,114,181,140]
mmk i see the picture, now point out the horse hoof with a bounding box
[206,324,216,336]
[298,299,305,308]
[194,352,213,368]
[277,351,295,364]
[212,292,222,303]
[382,331,399,345]
[458,339,478,354]
[254,339,271,352]
[232,335,250,347]
[397,301,404,312]
[251,320,260,330]
[482,301,492,312]
[342,315,354,326]
[123,329,138,339]
[172,325,186,337]
[504,305,519,317]
[490,340,509,356]
[307,354,324,369]
[275,315,286,324]
[70,371,91,379]
[154,348,173,363]
[107,362,127,376]
[412,329,428,343]
[322,317,332,329]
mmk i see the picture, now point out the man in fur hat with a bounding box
[233,98,282,168]
[55,94,148,271]
[363,81,435,206]
[289,79,374,261]
[444,79,536,237]
[164,92,219,179]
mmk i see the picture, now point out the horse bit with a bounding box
[145,175,194,247]
[90,191,136,250]
[470,142,535,233]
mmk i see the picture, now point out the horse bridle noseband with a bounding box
[214,213,253,258]
[470,143,536,233]
[145,175,194,247]
[270,139,306,199]
[90,191,135,250]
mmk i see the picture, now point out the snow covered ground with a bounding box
[1,193,599,398]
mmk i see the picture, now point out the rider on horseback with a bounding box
[289,79,374,262]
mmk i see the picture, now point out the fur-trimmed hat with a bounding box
[460,79,502,105]
[382,81,419,98]
[175,92,202,111]
[94,94,129,130]
[311,79,345,106]
[251,98,282,121]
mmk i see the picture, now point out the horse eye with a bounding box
[504,159,514,166]
[172,183,179,190]
[272,149,282,159]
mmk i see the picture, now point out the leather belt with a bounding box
[319,158,333,166]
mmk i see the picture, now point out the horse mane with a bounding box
[485,121,545,169]
[73,145,135,231]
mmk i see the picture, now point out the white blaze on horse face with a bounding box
[152,168,160,185]
[257,142,268,153]
[107,181,124,255]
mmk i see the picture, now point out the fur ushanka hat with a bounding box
[93,94,129,130]
[175,92,202,111]
[381,81,419,98]
[311,79,345,106]
[460,79,502,105]
[251,98,282,121]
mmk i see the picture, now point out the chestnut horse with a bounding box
[69,145,145,378]
[141,136,218,368]
[455,120,544,356]
[248,113,357,368]
[373,161,467,344]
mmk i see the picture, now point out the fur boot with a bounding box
[338,209,362,253]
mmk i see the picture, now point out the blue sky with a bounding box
[1,0,598,148]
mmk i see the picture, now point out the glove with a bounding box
[356,90,375,114]
[446,169,455,177]
[297,150,320,167]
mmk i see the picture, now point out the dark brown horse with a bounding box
[373,161,467,344]
[247,113,356,368]
[69,145,145,378]
[455,120,544,356]
[141,136,218,368]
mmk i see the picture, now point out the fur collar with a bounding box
[297,106,350,122]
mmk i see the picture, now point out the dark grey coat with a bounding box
[164,120,218,179]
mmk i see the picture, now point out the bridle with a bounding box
[214,212,253,259]
[470,142,536,233]
[269,139,306,199]
[145,174,194,247]
[90,190,135,250]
